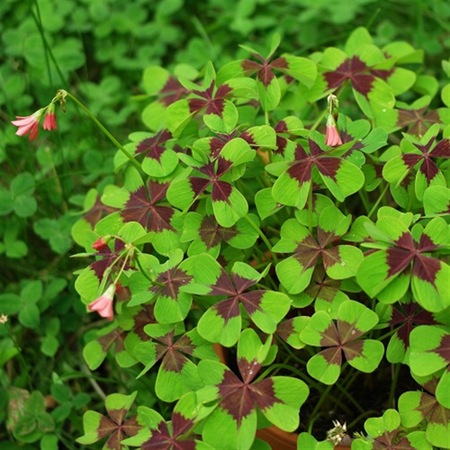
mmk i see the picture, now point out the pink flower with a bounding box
[11,109,44,141]
[88,284,116,320]
[92,237,108,251]
[43,106,57,131]
[325,114,343,147]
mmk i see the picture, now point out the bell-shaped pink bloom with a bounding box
[88,284,116,320]
[11,109,44,141]
[325,114,343,147]
[43,110,57,131]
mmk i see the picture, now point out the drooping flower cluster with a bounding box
[11,90,65,141]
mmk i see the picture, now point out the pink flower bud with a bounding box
[43,104,58,131]
[325,114,343,147]
[88,284,116,320]
[92,237,108,251]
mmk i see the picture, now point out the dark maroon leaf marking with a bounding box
[142,412,197,450]
[386,230,441,285]
[402,137,450,183]
[121,182,174,232]
[152,267,192,300]
[160,77,189,106]
[132,305,157,341]
[207,268,267,326]
[293,228,343,274]
[372,430,412,450]
[320,347,342,367]
[390,303,436,348]
[397,107,441,136]
[315,157,342,180]
[287,160,313,186]
[242,55,289,88]
[136,130,172,162]
[319,322,340,347]
[416,378,450,426]
[188,157,234,204]
[304,266,342,303]
[188,81,232,117]
[324,56,374,96]
[98,329,126,354]
[91,239,128,280]
[153,333,195,373]
[212,180,233,203]
[286,138,348,186]
[199,216,239,249]
[435,334,450,363]
[318,318,369,366]
[97,409,140,450]
[218,364,280,425]
[84,196,117,227]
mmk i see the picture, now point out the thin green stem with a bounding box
[243,214,278,264]
[307,184,314,232]
[62,91,142,172]
[3,322,33,391]
[367,182,390,219]
[358,189,371,215]
[388,363,401,409]
[307,383,334,430]
[31,3,67,87]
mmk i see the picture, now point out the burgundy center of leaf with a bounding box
[319,347,342,367]
[188,81,231,116]
[84,196,117,226]
[387,231,441,285]
[397,107,441,136]
[314,156,342,181]
[159,334,193,373]
[434,334,450,363]
[324,56,376,96]
[319,321,340,347]
[98,329,126,353]
[342,340,364,362]
[390,304,436,348]
[152,267,192,299]
[199,216,239,248]
[160,76,189,106]
[136,129,172,161]
[132,306,157,341]
[121,183,174,232]
[338,320,365,344]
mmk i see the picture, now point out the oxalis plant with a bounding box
[12,27,450,450]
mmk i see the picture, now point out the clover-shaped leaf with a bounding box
[398,375,450,449]
[357,215,450,312]
[167,139,254,227]
[269,134,364,210]
[141,392,215,449]
[198,329,309,450]
[300,300,384,384]
[383,125,450,200]
[385,303,438,364]
[273,206,363,294]
[408,325,450,408]
[76,391,145,450]
[129,327,217,403]
[352,409,432,450]
[194,259,291,347]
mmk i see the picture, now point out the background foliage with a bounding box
[1,0,450,448]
